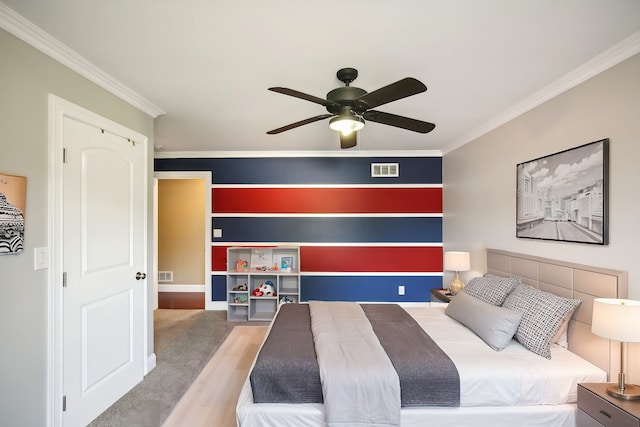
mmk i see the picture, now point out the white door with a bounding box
[62,117,145,426]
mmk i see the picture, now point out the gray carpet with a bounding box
[90,310,243,427]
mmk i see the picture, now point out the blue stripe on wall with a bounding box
[156,157,442,185]
[301,275,442,302]
[212,275,227,301]
[212,216,442,243]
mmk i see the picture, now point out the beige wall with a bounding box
[443,53,640,380]
[158,179,206,284]
[0,28,155,426]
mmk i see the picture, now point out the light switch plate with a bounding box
[34,247,49,270]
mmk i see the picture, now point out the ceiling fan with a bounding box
[266,68,436,149]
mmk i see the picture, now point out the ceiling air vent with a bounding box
[371,163,399,178]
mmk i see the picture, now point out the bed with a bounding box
[236,249,628,427]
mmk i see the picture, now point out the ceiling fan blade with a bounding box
[340,132,357,149]
[269,87,339,108]
[267,114,333,134]
[357,78,427,109]
[363,110,436,133]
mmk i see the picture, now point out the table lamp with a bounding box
[444,251,470,295]
[591,298,640,400]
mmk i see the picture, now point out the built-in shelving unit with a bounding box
[226,246,300,321]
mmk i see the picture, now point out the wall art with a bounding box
[516,138,608,245]
[0,173,27,254]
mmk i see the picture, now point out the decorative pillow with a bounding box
[462,275,521,306]
[552,318,570,349]
[502,284,581,359]
[445,291,523,351]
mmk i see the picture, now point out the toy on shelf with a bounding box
[279,296,294,304]
[232,296,247,304]
[232,283,247,291]
[254,264,280,272]
[236,259,248,272]
[259,281,276,296]
[253,281,276,297]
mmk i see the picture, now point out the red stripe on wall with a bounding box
[300,246,442,273]
[212,246,229,271]
[212,187,442,214]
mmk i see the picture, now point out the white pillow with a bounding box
[445,291,522,351]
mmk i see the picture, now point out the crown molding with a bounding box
[153,149,443,159]
[442,30,640,155]
[0,3,165,118]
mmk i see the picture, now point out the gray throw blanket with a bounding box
[250,303,460,409]
[361,304,460,407]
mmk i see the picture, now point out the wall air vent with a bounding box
[371,163,399,177]
[158,271,173,282]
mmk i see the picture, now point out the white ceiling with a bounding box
[2,0,640,154]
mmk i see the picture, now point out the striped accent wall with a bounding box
[155,155,443,303]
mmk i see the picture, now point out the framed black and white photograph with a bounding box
[516,138,609,245]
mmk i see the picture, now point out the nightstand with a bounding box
[430,288,453,307]
[577,383,640,427]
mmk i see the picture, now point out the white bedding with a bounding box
[406,307,606,407]
[236,306,606,427]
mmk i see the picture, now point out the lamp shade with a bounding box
[592,298,640,343]
[444,251,470,272]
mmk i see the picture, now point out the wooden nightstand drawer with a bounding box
[577,409,606,427]
[578,384,640,427]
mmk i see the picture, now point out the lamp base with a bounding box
[606,383,640,400]
[448,274,465,295]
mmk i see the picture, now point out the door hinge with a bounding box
[63,272,67,288]
[62,395,67,411]
[63,148,67,163]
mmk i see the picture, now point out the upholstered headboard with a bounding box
[486,249,628,380]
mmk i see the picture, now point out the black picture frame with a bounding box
[516,138,609,245]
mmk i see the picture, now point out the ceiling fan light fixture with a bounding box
[329,114,364,136]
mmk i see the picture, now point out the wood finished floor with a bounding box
[162,325,268,427]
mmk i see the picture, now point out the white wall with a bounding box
[0,28,155,426]
[443,53,639,294]
[443,53,640,380]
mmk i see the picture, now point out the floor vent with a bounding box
[158,271,173,282]
[371,163,399,177]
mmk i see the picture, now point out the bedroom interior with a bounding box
[1,1,640,426]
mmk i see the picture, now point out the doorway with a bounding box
[153,172,212,310]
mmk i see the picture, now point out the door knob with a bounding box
[136,272,147,280]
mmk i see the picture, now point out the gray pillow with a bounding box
[462,275,521,306]
[445,291,523,351]
[502,284,581,359]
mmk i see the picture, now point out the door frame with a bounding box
[47,95,151,426]
[153,171,213,310]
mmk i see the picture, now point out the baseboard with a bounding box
[207,301,228,311]
[145,353,156,375]
[158,284,205,292]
